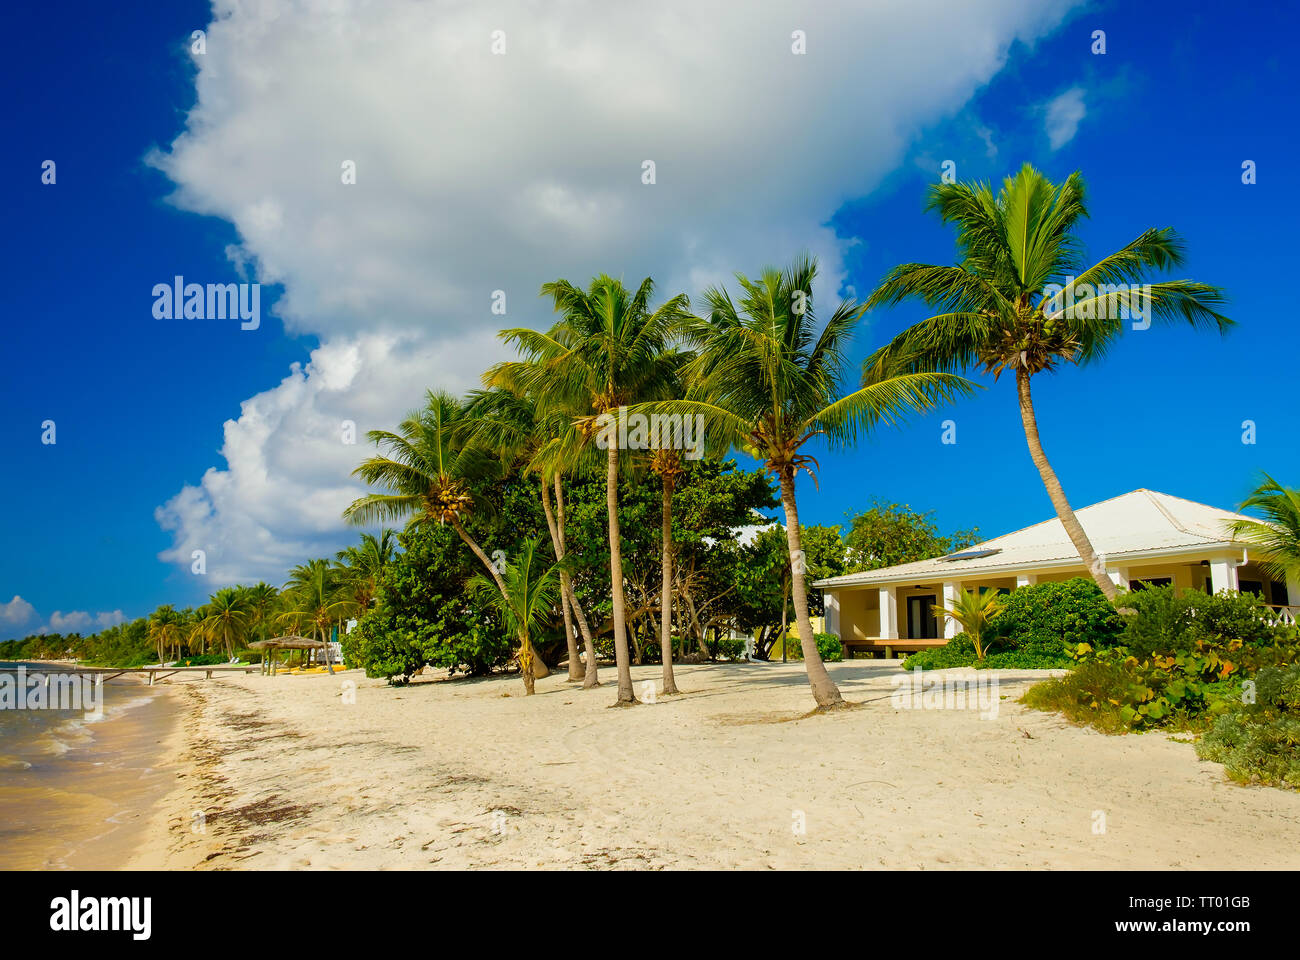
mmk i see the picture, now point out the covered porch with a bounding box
[824,554,1299,659]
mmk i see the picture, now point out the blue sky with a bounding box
[1,0,1295,638]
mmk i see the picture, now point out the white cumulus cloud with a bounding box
[150,0,1078,586]
[1,595,37,628]
[1044,86,1087,150]
[41,610,127,635]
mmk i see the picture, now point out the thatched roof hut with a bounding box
[249,636,335,675]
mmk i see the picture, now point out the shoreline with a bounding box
[0,670,186,870]
[122,680,219,870]
[115,660,1300,870]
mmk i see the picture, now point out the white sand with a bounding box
[127,660,1300,869]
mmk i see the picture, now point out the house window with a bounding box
[1272,581,1290,606]
[1239,580,1264,598]
[1128,577,1172,591]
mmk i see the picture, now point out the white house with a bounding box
[813,489,1299,658]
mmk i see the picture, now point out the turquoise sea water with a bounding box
[0,663,177,869]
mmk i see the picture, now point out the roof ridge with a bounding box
[966,488,1146,551]
[1141,489,1196,537]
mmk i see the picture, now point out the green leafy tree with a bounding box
[278,560,355,670]
[335,532,397,615]
[147,605,183,663]
[198,587,252,661]
[346,523,513,682]
[240,583,280,643]
[843,499,979,572]
[465,386,589,684]
[344,391,542,671]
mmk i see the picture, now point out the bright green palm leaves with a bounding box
[467,538,563,695]
[1231,475,1300,585]
[494,274,692,704]
[667,255,972,708]
[937,588,1006,660]
[865,164,1231,601]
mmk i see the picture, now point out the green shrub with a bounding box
[902,634,977,670]
[994,577,1124,660]
[1022,586,1300,735]
[1119,585,1286,658]
[1021,660,1138,735]
[774,632,843,662]
[1196,663,1300,788]
[343,524,514,683]
[713,636,746,661]
[816,632,843,663]
[902,632,1073,671]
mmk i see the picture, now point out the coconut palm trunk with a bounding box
[1015,369,1116,601]
[452,515,550,679]
[540,478,584,681]
[606,438,637,704]
[519,632,536,695]
[777,472,844,709]
[555,475,599,687]
[659,474,680,695]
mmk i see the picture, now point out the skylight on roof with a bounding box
[940,548,1001,561]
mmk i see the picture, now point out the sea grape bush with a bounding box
[1023,585,1300,735]
[1196,663,1300,788]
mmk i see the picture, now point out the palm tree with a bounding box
[241,583,280,644]
[279,559,354,672]
[937,588,1005,660]
[335,531,396,615]
[864,163,1232,601]
[480,370,605,690]
[499,275,691,704]
[198,587,252,661]
[346,390,556,680]
[650,448,686,694]
[464,387,591,684]
[467,538,563,695]
[664,255,973,709]
[1230,475,1300,586]
[147,605,183,664]
[346,390,501,585]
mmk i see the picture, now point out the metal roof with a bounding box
[813,489,1257,589]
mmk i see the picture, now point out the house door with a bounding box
[907,595,938,639]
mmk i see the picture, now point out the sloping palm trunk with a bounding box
[1015,369,1117,602]
[555,476,600,688]
[606,440,637,704]
[452,515,550,679]
[659,476,680,695]
[540,479,584,682]
[777,471,845,709]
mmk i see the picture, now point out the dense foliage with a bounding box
[903,578,1121,669]
[344,524,513,682]
[843,499,979,572]
[1197,663,1300,788]
[1022,586,1299,735]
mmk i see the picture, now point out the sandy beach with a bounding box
[117,660,1300,870]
